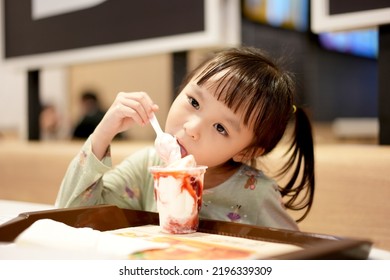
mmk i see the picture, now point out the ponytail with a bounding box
[278,107,315,222]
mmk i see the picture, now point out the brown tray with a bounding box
[0,205,372,259]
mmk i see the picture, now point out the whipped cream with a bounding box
[150,155,206,234]
[166,154,196,168]
[156,175,197,229]
[154,133,181,164]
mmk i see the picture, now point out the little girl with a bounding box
[56,46,315,231]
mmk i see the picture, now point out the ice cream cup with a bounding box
[149,165,207,234]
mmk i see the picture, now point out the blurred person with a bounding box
[40,104,61,140]
[72,91,105,139]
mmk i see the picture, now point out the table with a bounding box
[0,199,54,225]
[1,199,389,260]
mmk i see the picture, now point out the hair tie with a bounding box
[292,105,297,113]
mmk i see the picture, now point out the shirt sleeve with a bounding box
[55,136,112,208]
[55,137,161,210]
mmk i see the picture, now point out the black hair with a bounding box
[179,46,315,222]
[81,91,98,102]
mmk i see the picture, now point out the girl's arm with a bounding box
[56,91,159,208]
[55,140,160,210]
[55,137,112,208]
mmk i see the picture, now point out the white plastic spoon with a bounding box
[150,114,181,164]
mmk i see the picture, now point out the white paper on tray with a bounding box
[14,219,169,259]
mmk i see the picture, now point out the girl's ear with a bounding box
[232,147,265,163]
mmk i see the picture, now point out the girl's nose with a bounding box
[183,117,201,140]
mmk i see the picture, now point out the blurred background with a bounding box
[0,0,384,143]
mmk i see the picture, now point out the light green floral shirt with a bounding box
[55,137,299,231]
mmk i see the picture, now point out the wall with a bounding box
[0,48,218,141]
[68,53,172,141]
[0,0,240,140]
[0,67,26,138]
[0,15,379,138]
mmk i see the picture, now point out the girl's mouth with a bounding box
[177,141,188,158]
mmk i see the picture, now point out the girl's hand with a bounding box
[91,92,158,159]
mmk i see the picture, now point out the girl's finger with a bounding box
[113,101,145,126]
[119,92,157,123]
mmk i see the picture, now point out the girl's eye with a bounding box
[214,123,228,136]
[188,96,200,110]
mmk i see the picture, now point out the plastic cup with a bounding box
[149,165,207,234]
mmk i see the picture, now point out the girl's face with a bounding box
[165,78,255,168]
